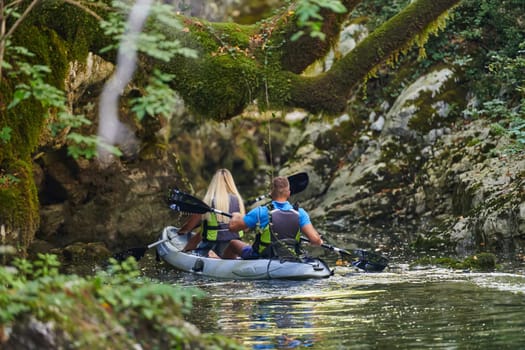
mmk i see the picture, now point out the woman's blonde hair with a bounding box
[202,169,245,223]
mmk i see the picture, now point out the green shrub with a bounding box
[0,254,244,349]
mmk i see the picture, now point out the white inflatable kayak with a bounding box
[155,226,333,280]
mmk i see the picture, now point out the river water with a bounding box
[145,255,525,349]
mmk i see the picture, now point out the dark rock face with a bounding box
[35,151,182,253]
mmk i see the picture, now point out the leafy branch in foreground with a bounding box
[2,1,197,162]
[0,255,243,349]
[292,0,347,41]
[6,54,101,159]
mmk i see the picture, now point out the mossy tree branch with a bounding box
[146,0,461,120]
[286,0,462,113]
[2,0,463,128]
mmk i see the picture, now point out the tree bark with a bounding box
[286,0,462,114]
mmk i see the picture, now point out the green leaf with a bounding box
[291,31,305,42]
[7,89,31,109]
[0,127,13,142]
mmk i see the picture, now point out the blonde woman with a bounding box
[178,169,245,258]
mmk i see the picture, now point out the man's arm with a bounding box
[229,212,248,232]
[301,223,323,246]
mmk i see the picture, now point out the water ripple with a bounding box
[174,267,525,349]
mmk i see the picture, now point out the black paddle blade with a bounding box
[351,249,389,272]
[247,172,310,205]
[112,247,148,263]
[167,189,211,214]
[289,172,309,195]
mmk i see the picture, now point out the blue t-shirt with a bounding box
[243,201,311,229]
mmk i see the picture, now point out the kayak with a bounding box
[155,226,334,280]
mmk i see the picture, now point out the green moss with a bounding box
[4,98,46,160]
[12,25,68,89]
[412,256,461,268]
[145,16,272,120]
[1,93,45,254]
[27,0,111,61]
[259,71,293,110]
[1,62,45,164]
[155,42,261,120]
[208,22,257,45]
[198,56,259,119]
[412,253,497,271]
[462,253,497,271]
[178,17,255,54]
[466,137,481,147]
[1,1,98,253]
[0,160,39,252]
[386,2,456,64]
[153,13,322,119]
[407,78,466,133]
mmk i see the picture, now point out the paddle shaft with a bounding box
[148,238,168,249]
[211,208,232,218]
[148,208,232,248]
[300,237,353,257]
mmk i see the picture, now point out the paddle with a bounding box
[168,189,388,272]
[300,237,389,272]
[111,189,234,262]
[113,173,309,261]
[246,172,309,205]
[168,188,233,218]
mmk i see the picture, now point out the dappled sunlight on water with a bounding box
[154,261,525,349]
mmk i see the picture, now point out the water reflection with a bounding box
[158,264,525,349]
[243,300,317,348]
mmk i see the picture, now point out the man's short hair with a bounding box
[271,176,290,198]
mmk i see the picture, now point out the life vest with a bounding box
[202,195,243,242]
[256,203,300,254]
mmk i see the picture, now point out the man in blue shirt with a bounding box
[226,176,323,258]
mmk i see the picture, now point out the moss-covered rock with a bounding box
[462,252,497,271]
[0,1,104,253]
[0,160,39,251]
[411,252,497,271]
